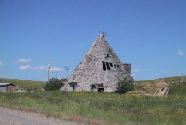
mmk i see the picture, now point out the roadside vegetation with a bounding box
[116,77,134,94]
[44,78,66,91]
[0,76,185,125]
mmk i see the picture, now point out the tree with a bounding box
[116,77,134,94]
[44,78,66,91]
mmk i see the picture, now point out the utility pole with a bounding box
[182,74,184,82]
[48,64,51,82]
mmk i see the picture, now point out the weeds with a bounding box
[0,82,185,125]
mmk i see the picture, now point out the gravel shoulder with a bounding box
[0,107,81,125]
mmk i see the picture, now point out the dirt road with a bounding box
[0,107,81,125]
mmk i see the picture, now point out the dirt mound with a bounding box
[128,81,169,96]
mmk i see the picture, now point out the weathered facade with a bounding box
[61,33,131,92]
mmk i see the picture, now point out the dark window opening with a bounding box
[105,54,110,58]
[68,82,77,91]
[97,83,104,92]
[90,84,96,90]
[98,88,104,92]
[114,64,117,68]
[117,65,120,68]
[161,87,165,91]
[110,63,113,67]
[106,62,111,70]
[102,61,106,71]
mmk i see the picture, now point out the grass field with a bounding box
[0,79,186,125]
[0,92,185,125]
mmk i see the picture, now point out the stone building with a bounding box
[61,33,131,92]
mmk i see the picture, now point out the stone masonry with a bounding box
[61,33,131,92]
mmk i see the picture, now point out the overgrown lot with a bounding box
[0,82,185,125]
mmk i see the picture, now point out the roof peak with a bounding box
[98,32,106,40]
[99,32,106,37]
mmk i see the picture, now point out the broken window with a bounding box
[98,88,104,92]
[110,63,113,67]
[161,87,165,91]
[90,84,96,90]
[102,61,106,71]
[68,82,77,91]
[105,54,110,58]
[106,62,111,70]
[97,83,104,92]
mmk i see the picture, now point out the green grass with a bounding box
[0,77,185,125]
[0,78,46,90]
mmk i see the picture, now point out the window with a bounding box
[106,62,111,70]
[102,61,106,71]
[110,63,113,67]
[105,54,110,58]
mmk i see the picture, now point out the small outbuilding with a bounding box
[0,83,16,92]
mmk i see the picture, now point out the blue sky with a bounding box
[0,0,186,81]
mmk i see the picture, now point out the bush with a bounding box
[44,78,66,91]
[116,77,134,94]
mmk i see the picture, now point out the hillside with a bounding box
[0,78,46,90]
[0,76,185,125]
[136,76,186,84]
[133,76,186,96]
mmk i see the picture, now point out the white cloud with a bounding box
[19,65,32,71]
[32,65,63,72]
[50,66,63,72]
[133,68,141,73]
[0,61,3,66]
[17,57,63,72]
[33,66,48,71]
[19,64,63,72]
[177,50,184,57]
[17,58,31,65]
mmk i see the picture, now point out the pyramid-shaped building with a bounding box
[61,33,131,92]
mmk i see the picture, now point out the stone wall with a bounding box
[60,33,131,92]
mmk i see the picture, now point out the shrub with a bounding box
[44,78,66,91]
[116,77,134,94]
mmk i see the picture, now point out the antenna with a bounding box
[48,64,51,82]
[99,25,104,33]
[64,66,69,72]
[47,57,52,82]
[182,73,184,82]
[99,26,106,36]
[64,65,70,78]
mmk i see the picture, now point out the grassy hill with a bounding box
[0,78,46,90]
[136,76,186,84]
[0,76,185,125]
[133,76,186,95]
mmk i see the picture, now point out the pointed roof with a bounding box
[87,32,122,64]
[65,33,130,91]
